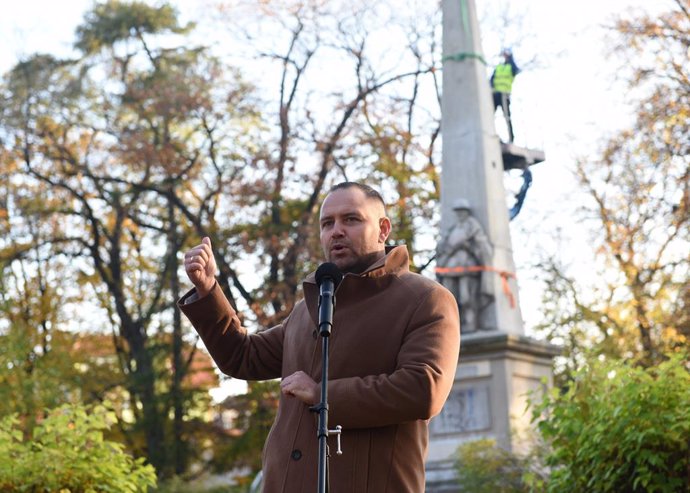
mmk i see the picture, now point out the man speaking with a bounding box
[179,182,460,492]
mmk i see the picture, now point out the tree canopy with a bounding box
[536,0,689,372]
[0,0,447,482]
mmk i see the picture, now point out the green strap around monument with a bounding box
[441,0,487,66]
[443,52,487,64]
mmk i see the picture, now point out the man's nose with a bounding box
[331,220,345,237]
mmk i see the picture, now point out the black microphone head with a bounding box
[315,262,343,289]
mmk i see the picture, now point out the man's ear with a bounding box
[378,217,392,243]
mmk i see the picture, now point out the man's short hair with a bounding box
[328,182,386,211]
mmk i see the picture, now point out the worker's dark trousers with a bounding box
[493,91,514,142]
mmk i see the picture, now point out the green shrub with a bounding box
[455,438,548,493]
[455,438,528,493]
[0,402,156,492]
[532,353,690,493]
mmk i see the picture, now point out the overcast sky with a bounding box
[0,0,666,397]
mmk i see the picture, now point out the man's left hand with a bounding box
[280,371,319,405]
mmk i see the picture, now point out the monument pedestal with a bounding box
[425,333,559,492]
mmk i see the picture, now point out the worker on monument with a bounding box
[490,48,520,143]
[436,199,495,333]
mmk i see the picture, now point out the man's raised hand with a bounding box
[184,237,217,298]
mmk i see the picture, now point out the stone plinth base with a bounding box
[425,332,559,492]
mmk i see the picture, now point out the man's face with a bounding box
[319,187,391,274]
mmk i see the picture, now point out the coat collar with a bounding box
[304,245,410,284]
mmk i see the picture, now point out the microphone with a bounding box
[315,262,343,336]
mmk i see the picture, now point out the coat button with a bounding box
[291,449,302,461]
[312,330,317,340]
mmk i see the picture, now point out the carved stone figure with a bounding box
[436,199,495,333]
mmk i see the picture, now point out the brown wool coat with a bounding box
[178,246,460,493]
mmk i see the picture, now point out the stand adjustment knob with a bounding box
[329,425,343,455]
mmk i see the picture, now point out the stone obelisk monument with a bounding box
[425,0,558,490]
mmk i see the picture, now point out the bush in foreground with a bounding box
[533,353,690,493]
[0,403,157,492]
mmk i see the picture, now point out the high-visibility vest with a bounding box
[492,63,515,93]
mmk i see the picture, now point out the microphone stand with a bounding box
[310,273,343,493]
